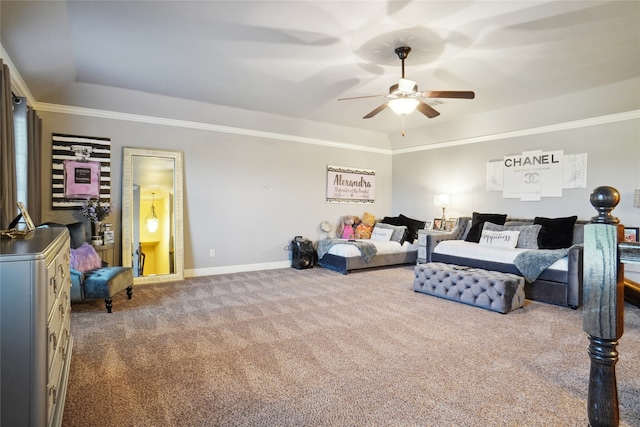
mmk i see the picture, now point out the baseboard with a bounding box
[185,261,291,277]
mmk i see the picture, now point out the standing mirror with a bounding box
[122,147,184,284]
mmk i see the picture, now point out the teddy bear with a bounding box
[340,216,355,240]
[355,212,375,239]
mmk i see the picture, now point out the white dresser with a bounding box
[0,227,74,427]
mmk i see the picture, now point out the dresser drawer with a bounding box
[47,291,71,371]
[47,242,70,316]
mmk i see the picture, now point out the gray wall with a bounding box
[392,118,639,224]
[38,110,393,275]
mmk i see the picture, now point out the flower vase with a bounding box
[91,221,103,246]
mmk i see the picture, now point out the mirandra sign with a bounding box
[326,165,375,203]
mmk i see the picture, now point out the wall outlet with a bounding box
[209,249,216,257]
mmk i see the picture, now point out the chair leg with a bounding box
[126,286,133,299]
[104,298,113,313]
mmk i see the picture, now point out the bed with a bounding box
[316,214,425,274]
[317,239,418,274]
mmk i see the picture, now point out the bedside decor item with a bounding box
[81,197,111,245]
[434,194,451,229]
[624,227,639,242]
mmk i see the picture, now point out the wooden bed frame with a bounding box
[318,251,417,274]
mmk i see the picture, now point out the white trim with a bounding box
[34,102,392,155]
[393,110,640,154]
[185,261,291,277]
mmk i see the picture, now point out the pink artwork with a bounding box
[64,160,100,197]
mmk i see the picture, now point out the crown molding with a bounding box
[34,101,393,155]
[393,110,640,154]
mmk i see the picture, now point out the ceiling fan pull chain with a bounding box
[401,116,406,137]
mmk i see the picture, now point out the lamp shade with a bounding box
[634,189,640,208]
[434,194,451,207]
[388,98,419,115]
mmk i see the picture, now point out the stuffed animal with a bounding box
[355,212,375,239]
[340,216,355,240]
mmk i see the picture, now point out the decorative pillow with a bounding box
[373,222,408,244]
[370,227,394,242]
[398,214,427,243]
[465,212,508,243]
[483,222,542,249]
[479,230,520,248]
[70,243,103,273]
[534,216,578,249]
[66,222,87,249]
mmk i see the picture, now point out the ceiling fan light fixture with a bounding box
[388,98,419,115]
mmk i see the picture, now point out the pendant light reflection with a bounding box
[146,193,159,233]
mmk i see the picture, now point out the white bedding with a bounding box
[327,239,417,258]
[434,240,568,271]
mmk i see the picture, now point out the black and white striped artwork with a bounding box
[51,133,111,209]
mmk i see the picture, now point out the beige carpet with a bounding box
[63,266,640,426]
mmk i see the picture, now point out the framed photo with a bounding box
[444,218,458,231]
[423,220,433,231]
[17,202,35,231]
[433,218,442,230]
[624,227,639,242]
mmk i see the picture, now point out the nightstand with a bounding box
[92,243,115,266]
[417,229,448,264]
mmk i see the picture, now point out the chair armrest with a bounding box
[426,232,458,262]
[566,244,584,309]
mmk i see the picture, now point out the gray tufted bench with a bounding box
[414,262,525,314]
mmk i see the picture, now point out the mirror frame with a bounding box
[122,147,184,284]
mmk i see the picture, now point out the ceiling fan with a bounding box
[339,46,475,122]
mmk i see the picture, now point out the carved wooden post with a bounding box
[583,186,625,427]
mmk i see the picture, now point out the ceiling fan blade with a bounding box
[416,101,440,118]
[338,94,386,101]
[422,90,475,99]
[363,103,388,119]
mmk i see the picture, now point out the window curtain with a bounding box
[0,60,17,230]
[27,105,42,224]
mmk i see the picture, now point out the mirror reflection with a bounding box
[122,148,184,284]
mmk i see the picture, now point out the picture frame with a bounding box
[444,218,458,232]
[624,227,639,242]
[423,220,433,231]
[433,218,442,230]
[17,202,35,231]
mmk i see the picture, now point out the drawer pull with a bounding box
[50,277,58,294]
[59,304,65,319]
[48,384,57,404]
[59,264,66,279]
[49,332,57,349]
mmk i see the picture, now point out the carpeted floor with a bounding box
[63,266,640,426]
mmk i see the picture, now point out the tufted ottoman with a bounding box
[414,262,525,314]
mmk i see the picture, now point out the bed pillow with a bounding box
[70,243,103,273]
[483,222,542,249]
[479,230,520,248]
[373,222,407,244]
[465,212,508,243]
[534,216,578,249]
[398,214,427,242]
[370,227,394,242]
